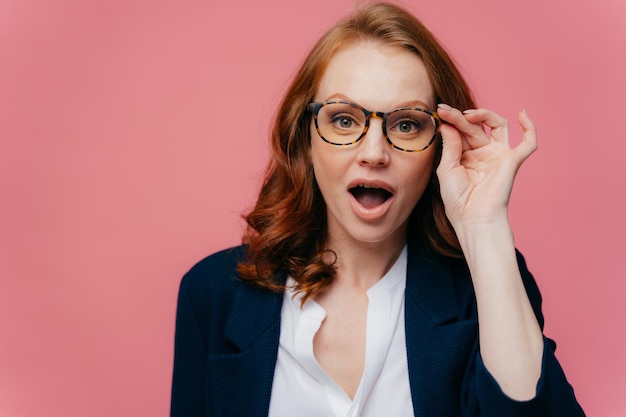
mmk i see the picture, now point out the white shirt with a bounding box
[268,246,414,417]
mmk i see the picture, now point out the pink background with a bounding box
[1,0,624,416]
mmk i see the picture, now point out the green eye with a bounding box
[328,112,362,133]
[398,121,418,133]
[392,119,422,135]
[334,116,355,129]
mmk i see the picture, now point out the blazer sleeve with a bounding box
[465,251,586,417]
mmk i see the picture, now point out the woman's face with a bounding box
[310,41,437,250]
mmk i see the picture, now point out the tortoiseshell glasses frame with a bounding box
[307,100,441,152]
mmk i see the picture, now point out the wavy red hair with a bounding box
[237,1,476,302]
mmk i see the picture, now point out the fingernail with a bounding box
[438,103,452,111]
[463,109,477,114]
[521,107,528,114]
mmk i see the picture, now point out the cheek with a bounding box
[409,150,436,175]
[402,154,437,199]
[309,140,333,189]
[422,144,438,174]
[310,123,338,171]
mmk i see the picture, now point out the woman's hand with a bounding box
[435,104,544,401]
[435,104,537,229]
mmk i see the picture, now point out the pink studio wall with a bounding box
[1,0,624,416]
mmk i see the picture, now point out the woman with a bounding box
[171,3,585,416]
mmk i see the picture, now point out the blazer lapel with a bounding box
[205,241,478,417]
[207,275,284,417]
[405,238,478,417]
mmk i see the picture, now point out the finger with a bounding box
[462,108,510,145]
[515,108,538,160]
[437,123,463,174]
[437,103,489,149]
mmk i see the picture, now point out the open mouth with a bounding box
[349,185,393,209]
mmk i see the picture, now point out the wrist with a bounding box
[450,212,511,240]
[453,217,516,266]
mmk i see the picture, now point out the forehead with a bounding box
[315,41,435,110]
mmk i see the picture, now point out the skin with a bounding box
[437,104,543,400]
[310,41,437,257]
[309,41,543,402]
[310,41,437,399]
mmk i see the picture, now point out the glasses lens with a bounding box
[316,102,366,145]
[386,109,437,151]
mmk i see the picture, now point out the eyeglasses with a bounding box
[307,100,441,152]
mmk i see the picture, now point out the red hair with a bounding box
[237,2,475,302]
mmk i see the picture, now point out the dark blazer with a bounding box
[171,238,585,417]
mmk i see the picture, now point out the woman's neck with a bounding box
[324,234,407,291]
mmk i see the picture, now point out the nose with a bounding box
[357,114,390,167]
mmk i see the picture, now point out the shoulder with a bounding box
[175,245,283,354]
[177,245,249,312]
[183,246,247,284]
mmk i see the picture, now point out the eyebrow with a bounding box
[322,93,432,111]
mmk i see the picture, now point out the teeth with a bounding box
[353,183,391,193]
